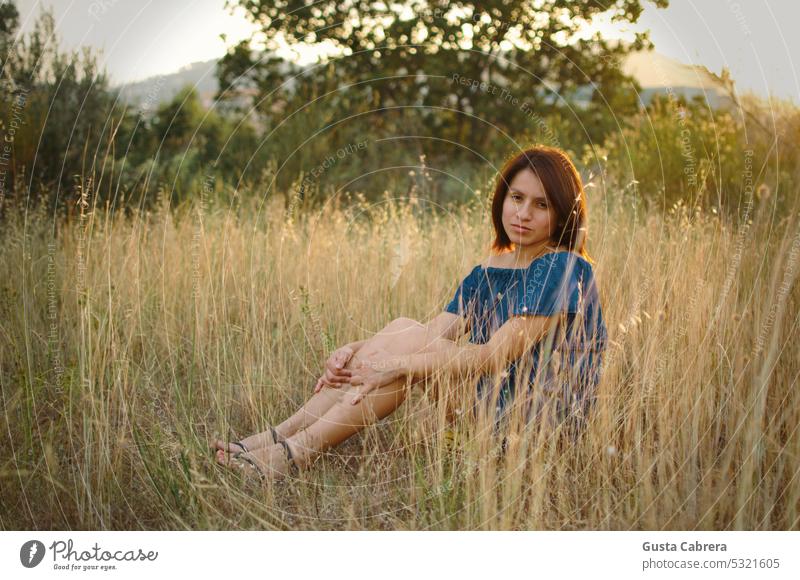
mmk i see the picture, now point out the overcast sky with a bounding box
[9,0,800,103]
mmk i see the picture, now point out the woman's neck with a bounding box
[505,241,560,267]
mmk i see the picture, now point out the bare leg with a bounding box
[217,318,459,475]
[212,387,344,453]
[214,317,440,453]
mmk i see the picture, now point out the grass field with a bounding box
[1,181,799,530]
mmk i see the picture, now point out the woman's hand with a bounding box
[314,345,356,393]
[348,351,407,405]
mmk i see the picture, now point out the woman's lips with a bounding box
[511,224,530,232]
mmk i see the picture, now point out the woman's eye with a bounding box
[537,202,547,208]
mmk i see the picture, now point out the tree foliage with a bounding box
[1,5,117,208]
[218,0,667,185]
[0,1,260,214]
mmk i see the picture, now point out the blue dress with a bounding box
[444,251,608,432]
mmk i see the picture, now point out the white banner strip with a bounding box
[1,531,798,579]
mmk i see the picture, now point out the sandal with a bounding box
[230,448,268,481]
[212,425,284,457]
[224,440,299,482]
[278,439,299,477]
[210,439,248,458]
[269,426,285,445]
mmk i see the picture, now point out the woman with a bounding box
[213,145,607,481]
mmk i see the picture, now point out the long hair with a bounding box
[490,145,591,263]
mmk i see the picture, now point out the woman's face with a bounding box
[501,167,558,247]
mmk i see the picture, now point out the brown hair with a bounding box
[490,145,591,262]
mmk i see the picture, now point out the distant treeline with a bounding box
[0,1,796,219]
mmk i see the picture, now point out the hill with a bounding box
[114,50,733,112]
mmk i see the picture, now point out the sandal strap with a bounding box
[211,438,248,458]
[278,440,299,475]
[232,452,266,481]
[269,425,283,445]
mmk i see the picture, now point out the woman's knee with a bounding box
[364,317,426,353]
[382,316,423,334]
[419,335,455,354]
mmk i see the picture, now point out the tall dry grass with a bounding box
[1,181,798,530]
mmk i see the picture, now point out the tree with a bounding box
[218,0,668,179]
[0,1,119,211]
[0,1,19,69]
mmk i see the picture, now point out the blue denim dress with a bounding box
[444,251,608,433]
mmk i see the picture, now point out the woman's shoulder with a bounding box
[541,250,592,267]
[456,263,483,282]
[478,252,537,269]
[528,250,594,281]
[480,249,590,269]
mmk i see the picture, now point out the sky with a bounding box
[8,0,800,103]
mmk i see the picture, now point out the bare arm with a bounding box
[342,339,368,354]
[397,313,560,383]
[424,311,468,342]
[348,312,466,355]
[347,313,561,405]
